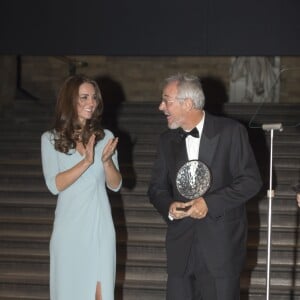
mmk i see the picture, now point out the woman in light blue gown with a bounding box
[41,75,122,300]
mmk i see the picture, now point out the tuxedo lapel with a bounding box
[171,132,188,171]
[198,114,219,167]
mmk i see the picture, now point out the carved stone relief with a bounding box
[229,56,280,103]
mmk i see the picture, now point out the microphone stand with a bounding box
[262,123,283,300]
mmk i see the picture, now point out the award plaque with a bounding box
[176,160,211,199]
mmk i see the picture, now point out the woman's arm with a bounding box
[102,137,122,190]
[55,134,95,192]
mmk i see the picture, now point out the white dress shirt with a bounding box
[169,112,205,220]
[185,112,205,160]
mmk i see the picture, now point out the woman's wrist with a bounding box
[102,158,114,167]
[82,157,93,168]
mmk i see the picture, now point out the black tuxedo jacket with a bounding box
[148,112,262,276]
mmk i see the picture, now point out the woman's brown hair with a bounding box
[52,74,105,153]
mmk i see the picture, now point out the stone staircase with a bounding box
[0,97,299,300]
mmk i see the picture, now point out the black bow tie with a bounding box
[179,127,199,139]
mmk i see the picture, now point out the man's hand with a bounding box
[297,193,300,207]
[185,197,208,219]
[169,201,191,220]
[169,197,208,220]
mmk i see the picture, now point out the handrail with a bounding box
[53,56,88,75]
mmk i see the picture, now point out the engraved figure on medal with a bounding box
[176,160,211,199]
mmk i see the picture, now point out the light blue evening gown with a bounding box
[41,129,121,300]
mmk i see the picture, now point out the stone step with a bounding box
[0,207,299,243]
[0,281,299,300]
[0,182,297,201]
[1,213,300,246]
[0,157,299,178]
[1,260,300,298]
[0,283,299,300]
[0,178,293,200]
[2,199,300,226]
[0,191,298,218]
[0,289,48,300]
[0,159,299,181]
[0,126,295,142]
[0,124,299,139]
[2,239,300,270]
[0,141,299,158]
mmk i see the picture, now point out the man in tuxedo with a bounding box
[148,73,262,300]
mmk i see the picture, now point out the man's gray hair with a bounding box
[164,73,205,109]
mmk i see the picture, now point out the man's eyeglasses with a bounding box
[160,96,185,106]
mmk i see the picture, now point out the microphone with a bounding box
[262,123,283,131]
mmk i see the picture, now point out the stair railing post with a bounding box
[262,123,283,300]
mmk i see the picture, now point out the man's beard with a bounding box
[168,117,182,130]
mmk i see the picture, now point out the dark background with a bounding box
[1,0,299,55]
